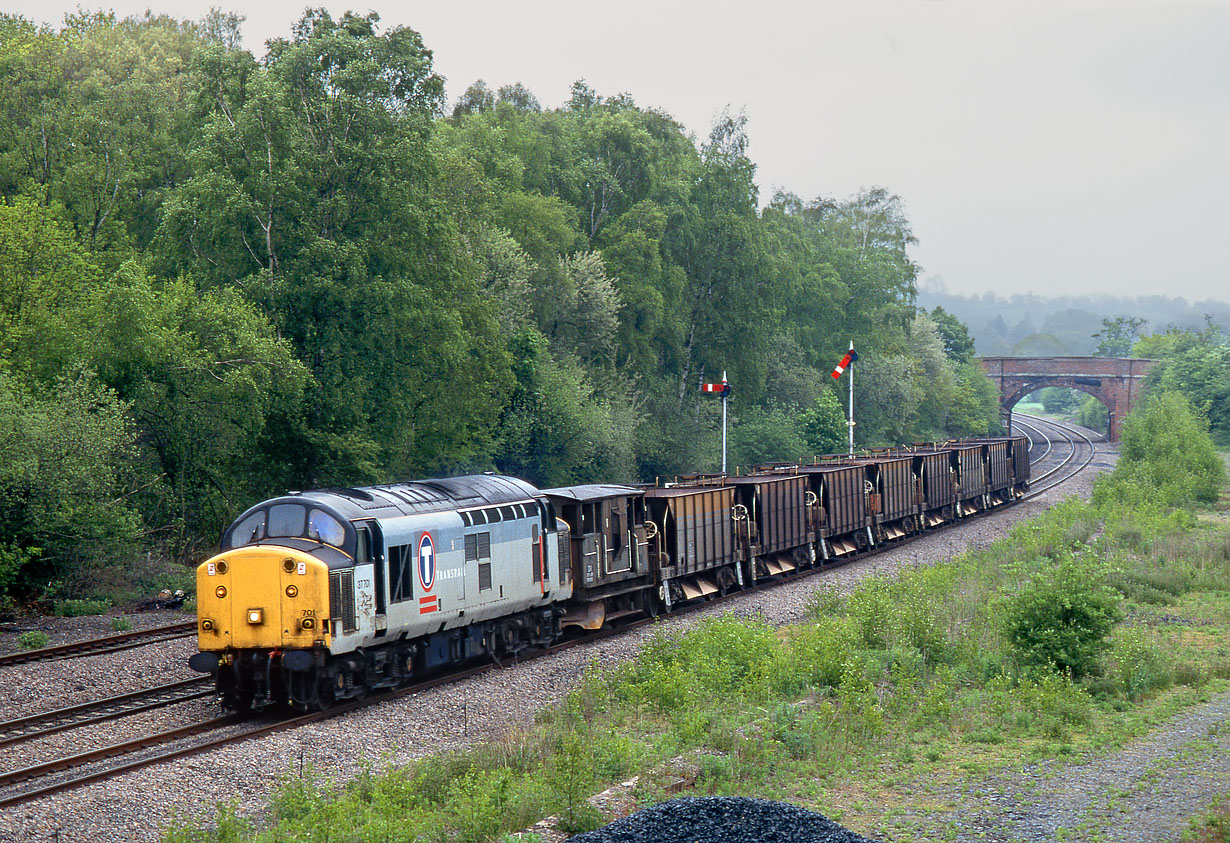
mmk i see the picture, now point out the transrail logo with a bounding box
[417,533,436,592]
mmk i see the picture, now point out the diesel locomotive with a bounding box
[188,436,1029,711]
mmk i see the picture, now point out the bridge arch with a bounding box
[979,357,1156,442]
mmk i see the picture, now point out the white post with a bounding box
[721,369,728,473]
[847,341,855,457]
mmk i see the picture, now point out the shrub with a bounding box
[54,598,110,617]
[1001,557,1122,677]
[18,630,49,649]
[1095,391,1224,509]
[1109,627,1174,700]
[110,616,133,632]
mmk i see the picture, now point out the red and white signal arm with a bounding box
[701,382,731,396]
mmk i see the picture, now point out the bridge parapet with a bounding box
[979,356,1157,441]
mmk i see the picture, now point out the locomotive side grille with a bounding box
[329,570,357,632]
[558,529,570,584]
[478,562,492,591]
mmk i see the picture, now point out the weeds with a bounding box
[17,629,48,649]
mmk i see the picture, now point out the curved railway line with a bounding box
[0,417,1105,810]
[1013,413,1099,496]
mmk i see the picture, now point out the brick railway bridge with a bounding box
[979,356,1157,442]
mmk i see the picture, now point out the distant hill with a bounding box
[918,286,1230,356]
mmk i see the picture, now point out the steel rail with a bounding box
[0,621,197,669]
[0,677,213,749]
[1016,414,1097,497]
[1011,417,1052,465]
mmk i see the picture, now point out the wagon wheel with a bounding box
[717,566,737,596]
[793,546,811,569]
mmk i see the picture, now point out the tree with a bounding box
[0,369,140,597]
[1093,316,1147,357]
[496,82,540,112]
[799,390,847,456]
[75,263,308,543]
[452,79,495,118]
[157,10,513,485]
[929,306,976,363]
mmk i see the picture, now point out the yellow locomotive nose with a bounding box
[196,547,330,652]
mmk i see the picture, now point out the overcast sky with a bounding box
[6,0,1229,303]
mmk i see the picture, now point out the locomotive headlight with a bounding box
[247,609,264,625]
[215,586,227,599]
[301,617,315,630]
[285,585,298,598]
[201,618,214,631]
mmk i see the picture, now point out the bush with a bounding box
[1109,627,1173,700]
[54,598,110,617]
[1001,557,1122,677]
[110,616,133,632]
[1095,391,1224,508]
[18,630,49,649]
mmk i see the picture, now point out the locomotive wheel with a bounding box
[220,681,255,713]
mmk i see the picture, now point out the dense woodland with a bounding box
[12,9,1213,605]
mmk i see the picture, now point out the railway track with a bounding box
[0,631,622,809]
[0,677,213,749]
[0,621,197,669]
[0,424,1103,810]
[1012,414,1098,497]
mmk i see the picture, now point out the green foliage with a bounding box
[729,403,809,468]
[497,329,637,486]
[1075,394,1109,434]
[1135,320,1230,445]
[54,598,111,616]
[1000,557,1122,677]
[1095,391,1223,508]
[929,305,976,363]
[0,543,40,599]
[1093,316,1147,357]
[798,390,848,456]
[0,369,140,594]
[1107,627,1173,700]
[17,629,48,649]
[548,731,603,834]
[110,616,133,632]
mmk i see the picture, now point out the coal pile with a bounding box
[565,796,882,843]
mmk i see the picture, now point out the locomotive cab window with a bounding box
[229,511,266,548]
[268,504,306,538]
[307,509,345,547]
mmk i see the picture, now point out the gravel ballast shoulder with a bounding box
[565,797,881,843]
[2,442,1226,843]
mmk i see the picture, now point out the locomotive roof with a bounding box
[292,474,541,520]
[541,483,643,503]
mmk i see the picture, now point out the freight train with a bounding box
[187,436,1029,711]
